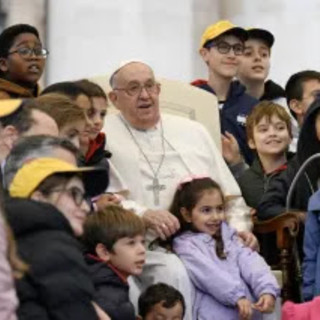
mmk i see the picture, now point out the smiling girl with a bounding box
[171,177,279,320]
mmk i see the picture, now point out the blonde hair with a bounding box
[32,93,86,130]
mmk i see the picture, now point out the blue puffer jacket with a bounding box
[192,79,258,164]
[303,190,320,301]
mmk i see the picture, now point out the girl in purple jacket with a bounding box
[171,177,279,320]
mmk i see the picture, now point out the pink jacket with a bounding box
[282,297,320,320]
[0,215,18,320]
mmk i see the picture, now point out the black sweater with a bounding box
[5,198,98,320]
[85,255,135,320]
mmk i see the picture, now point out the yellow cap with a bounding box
[0,99,23,117]
[200,20,248,49]
[9,157,97,198]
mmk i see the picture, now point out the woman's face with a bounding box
[37,176,90,236]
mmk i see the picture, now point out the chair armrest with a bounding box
[253,212,300,249]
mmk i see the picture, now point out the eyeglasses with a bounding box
[50,186,90,207]
[114,81,160,97]
[207,41,244,56]
[8,47,49,59]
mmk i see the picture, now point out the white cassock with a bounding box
[104,113,251,320]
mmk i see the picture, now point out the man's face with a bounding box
[109,62,161,130]
[237,38,270,82]
[200,35,244,80]
[144,301,184,320]
[0,33,45,85]
[291,79,320,126]
[23,109,59,137]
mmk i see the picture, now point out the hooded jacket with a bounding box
[5,197,98,320]
[173,222,279,320]
[261,80,285,101]
[191,79,258,164]
[0,78,39,99]
[257,99,320,219]
[85,254,135,320]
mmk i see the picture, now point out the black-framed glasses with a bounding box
[8,47,49,59]
[114,81,160,97]
[50,186,90,208]
[207,41,244,56]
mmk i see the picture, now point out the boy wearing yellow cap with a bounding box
[192,20,258,165]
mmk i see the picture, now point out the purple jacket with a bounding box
[173,222,279,320]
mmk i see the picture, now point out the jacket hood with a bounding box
[4,197,73,236]
[298,99,320,162]
[261,80,285,100]
[297,99,320,187]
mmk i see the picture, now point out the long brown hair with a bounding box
[170,177,226,259]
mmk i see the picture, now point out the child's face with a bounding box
[238,38,270,82]
[108,235,146,277]
[249,115,291,156]
[1,32,45,85]
[200,34,243,80]
[182,189,225,236]
[60,119,86,149]
[143,301,184,320]
[88,97,107,140]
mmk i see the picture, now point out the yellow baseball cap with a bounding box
[9,157,99,198]
[0,99,23,117]
[247,28,275,48]
[200,20,248,49]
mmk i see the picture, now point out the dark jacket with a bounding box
[4,198,98,320]
[238,156,288,209]
[257,99,320,219]
[261,80,285,101]
[191,79,258,164]
[303,190,320,301]
[85,254,135,320]
[79,132,111,197]
[0,78,39,99]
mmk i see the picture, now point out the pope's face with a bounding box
[110,62,161,130]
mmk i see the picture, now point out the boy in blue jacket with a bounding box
[192,20,258,164]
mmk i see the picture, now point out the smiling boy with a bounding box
[192,20,258,164]
[0,24,47,99]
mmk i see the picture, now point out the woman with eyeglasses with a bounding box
[0,24,48,99]
[4,157,110,320]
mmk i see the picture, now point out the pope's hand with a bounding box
[142,210,180,240]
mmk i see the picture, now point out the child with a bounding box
[41,81,112,199]
[171,177,279,320]
[82,205,146,320]
[192,20,258,164]
[0,24,47,99]
[138,283,185,320]
[32,93,87,148]
[238,101,292,209]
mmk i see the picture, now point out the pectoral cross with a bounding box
[146,177,166,206]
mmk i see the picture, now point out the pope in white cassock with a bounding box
[104,61,252,320]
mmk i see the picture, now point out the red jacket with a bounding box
[282,297,320,320]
